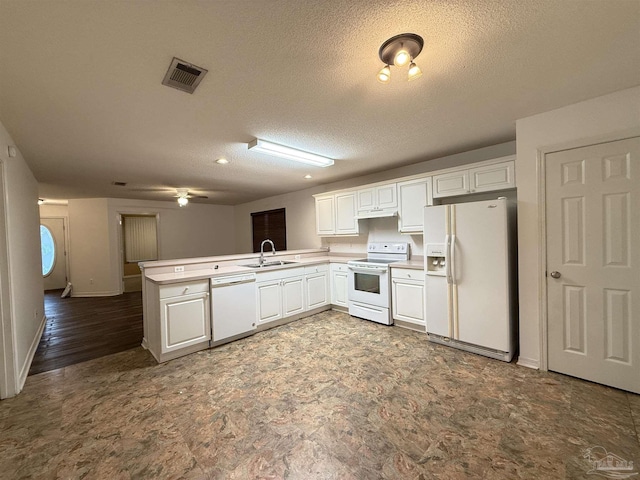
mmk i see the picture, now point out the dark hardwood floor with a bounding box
[28,289,143,375]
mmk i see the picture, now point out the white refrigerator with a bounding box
[424,198,516,362]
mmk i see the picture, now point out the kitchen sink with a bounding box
[243,260,298,268]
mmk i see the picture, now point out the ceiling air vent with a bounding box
[112,181,127,187]
[162,57,208,94]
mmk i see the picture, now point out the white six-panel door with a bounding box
[546,137,640,393]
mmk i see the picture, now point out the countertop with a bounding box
[145,255,362,285]
[389,258,424,270]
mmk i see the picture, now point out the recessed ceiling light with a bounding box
[215,158,229,165]
[304,174,312,179]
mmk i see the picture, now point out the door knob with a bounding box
[550,271,561,279]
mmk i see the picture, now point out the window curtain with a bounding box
[124,216,158,262]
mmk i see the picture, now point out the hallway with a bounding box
[28,290,143,375]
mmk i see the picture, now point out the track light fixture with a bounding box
[377,33,424,84]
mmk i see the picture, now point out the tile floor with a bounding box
[1,311,638,479]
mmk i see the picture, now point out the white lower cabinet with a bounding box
[256,280,283,324]
[256,267,306,326]
[159,280,211,355]
[305,264,329,309]
[330,263,349,308]
[391,268,425,326]
[283,276,305,316]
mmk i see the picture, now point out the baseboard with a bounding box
[71,290,121,298]
[517,356,540,369]
[17,314,46,389]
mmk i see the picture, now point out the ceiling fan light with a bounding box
[408,62,422,81]
[377,65,391,84]
[177,196,189,207]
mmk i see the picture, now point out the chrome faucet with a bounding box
[259,239,276,265]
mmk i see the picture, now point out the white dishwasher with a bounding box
[210,272,257,343]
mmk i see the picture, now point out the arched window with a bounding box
[40,225,56,277]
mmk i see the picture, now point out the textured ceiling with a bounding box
[0,0,638,205]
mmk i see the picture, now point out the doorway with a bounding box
[40,217,69,291]
[545,136,639,393]
[120,214,158,292]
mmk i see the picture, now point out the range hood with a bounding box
[356,209,398,220]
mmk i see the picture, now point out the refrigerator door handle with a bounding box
[450,234,457,285]
[445,234,452,284]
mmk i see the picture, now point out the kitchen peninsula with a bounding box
[140,248,364,363]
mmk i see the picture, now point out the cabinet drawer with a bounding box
[330,263,349,273]
[159,280,209,299]
[391,268,423,281]
[304,264,328,275]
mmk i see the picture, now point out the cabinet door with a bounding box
[282,277,305,317]
[357,188,376,212]
[335,192,358,235]
[469,161,515,193]
[433,170,469,198]
[257,281,282,324]
[306,272,329,309]
[391,279,425,325]
[315,195,335,235]
[331,270,349,307]
[160,292,210,354]
[398,178,432,233]
[376,184,398,210]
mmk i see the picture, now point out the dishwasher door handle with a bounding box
[211,278,256,287]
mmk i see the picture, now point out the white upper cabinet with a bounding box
[357,183,398,214]
[397,177,433,233]
[433,158,515,198]
[469,161,515,193]
[334,192,358,235]
[314,191,359,236]
[433,170,469,198]
[315,194,335,235]
[315,156,515,235]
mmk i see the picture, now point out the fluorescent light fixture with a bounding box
[248,138,334,168]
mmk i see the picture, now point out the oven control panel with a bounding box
[367,242,409,254]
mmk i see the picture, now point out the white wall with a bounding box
[66,197,236,296]
[67,198,113,296]
[39,203,68,217]
[516,85,640,369]
[234,142,516,254]
[0,120,44,397]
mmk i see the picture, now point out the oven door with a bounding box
[347,265,389,308]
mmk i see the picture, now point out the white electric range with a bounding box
[347,242,410,325]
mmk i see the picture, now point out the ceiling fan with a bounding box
[174,188,208,207]
[112,182,210,203]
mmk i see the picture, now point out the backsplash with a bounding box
[322,216,424,257]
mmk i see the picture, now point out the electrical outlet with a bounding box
[294,255,301,260]
[174,266,185,273]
